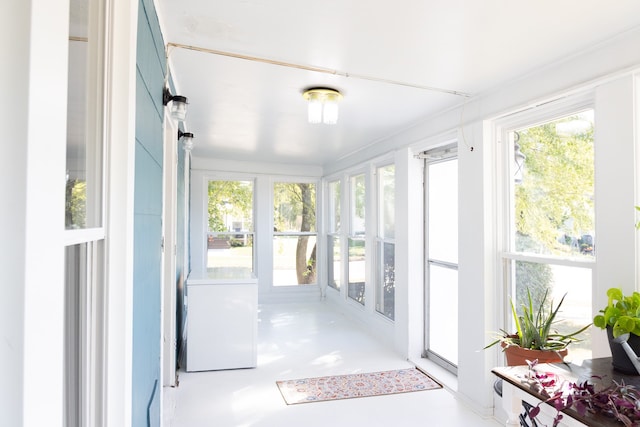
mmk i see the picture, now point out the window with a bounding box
[273,182,317,286]
[206,180,254,275]
[424,145,458,372]
[66,0,104,230]
[501,108,595,363]
[376,165,395,319]
[327,180,341,291]
[64,0,107,424]
[348,174,366,304]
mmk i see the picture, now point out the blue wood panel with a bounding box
[132,0,166,425]
[135,73,164,167]
[134,140,162,216]
[132,209,162,427]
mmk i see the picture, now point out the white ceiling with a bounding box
[156,0,640,167]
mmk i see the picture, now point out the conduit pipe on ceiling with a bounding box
[166,42,472,98]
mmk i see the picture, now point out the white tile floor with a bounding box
[163,301,502,427]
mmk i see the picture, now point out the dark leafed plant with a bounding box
[524,359,640,426]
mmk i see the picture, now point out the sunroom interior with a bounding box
[6,1,640,426]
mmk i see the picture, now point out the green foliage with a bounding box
[352,175,366,227]
[273,182,317,284]
[486,289,591,351]
[207,180,253,232]
[273,183,316,232]
[593,287,640,338]
[515,259,553,311]
[65,179,86,228]
[515,116,594,255]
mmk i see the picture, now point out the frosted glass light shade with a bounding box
[322,99,339,124]
[302,88,342,125]
[181,132,194,151]
[170,96,188,121]
[307,95,323,124]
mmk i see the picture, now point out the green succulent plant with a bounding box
[486,288,591,351]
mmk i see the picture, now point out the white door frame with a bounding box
[162,116,178,387]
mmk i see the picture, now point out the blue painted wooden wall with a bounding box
[133,0,165,425]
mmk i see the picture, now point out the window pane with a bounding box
[272,182,317,286]
[207,180,254,275]
[378,165,395,239]
[513,110,594,258]
[351,174,365,236]
[513,260,592,363]
[348,238,365,304]
[206,234,254,276]
[328,180,341,233]
[66,0,104,229]
[273,235,317,286]
[428,159,458,263]
[273,182,316,233]
[328,235,341,290]
[376,241,395,319]
[428,264,458,364]
[65,243,87,425]
[208,180,253,233]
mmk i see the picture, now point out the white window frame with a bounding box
[375,163,395,320]
[205,177,257,274]
[271,177,319,287]
[495,94,597,362]
[347,171,368,306]
[327,178,342,292]
[64,0,110,424]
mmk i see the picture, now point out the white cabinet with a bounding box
[186,270,258,372]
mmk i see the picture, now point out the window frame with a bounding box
[327,179,342,291]
[64,0,108,424]
[271,177,319,287]
[375,163,395,320]
[205,178,256,275]
[495,95,597,363]
[347,172,367,305]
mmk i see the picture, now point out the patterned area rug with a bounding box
[276,368,441,405]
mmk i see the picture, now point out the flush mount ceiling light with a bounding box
[163,87,188,121]
[302,87,343,125]
[178,129,194,151]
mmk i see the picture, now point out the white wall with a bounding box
[1,1,69,426]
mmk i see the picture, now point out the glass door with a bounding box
[423,145,458,373]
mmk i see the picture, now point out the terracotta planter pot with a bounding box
[502,343,567,366]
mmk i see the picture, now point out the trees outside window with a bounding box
[206,180,254,274]
[273,182,317,286]
[502,108,595,363]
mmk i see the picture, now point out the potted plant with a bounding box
[486,289,591,366]
[523,359,640,426]
[593,287,640,374]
